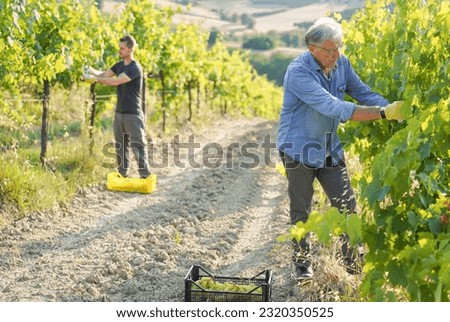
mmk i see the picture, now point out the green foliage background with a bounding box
[0,0,281,220]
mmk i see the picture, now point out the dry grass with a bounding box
[295,237,363,302]
[289,149,365,302]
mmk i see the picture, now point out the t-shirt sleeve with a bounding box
[125,63,141,80]
[110,62,121,76]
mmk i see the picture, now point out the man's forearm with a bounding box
[95,77,120,86]
[95,73,131,86]
[350,105,383,121]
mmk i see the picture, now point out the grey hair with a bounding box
[304,17,343,46]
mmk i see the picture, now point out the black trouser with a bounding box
[280,151,357,259]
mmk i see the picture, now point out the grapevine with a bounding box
[0,0,281,158]
[341,0,450,301]
[285,0,449,301]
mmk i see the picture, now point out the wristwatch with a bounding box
[379,107,386,119]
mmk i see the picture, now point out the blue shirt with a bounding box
[277,51,389,167]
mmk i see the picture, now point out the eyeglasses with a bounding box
[313,44,342,55]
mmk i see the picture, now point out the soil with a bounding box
[0,117,304,302]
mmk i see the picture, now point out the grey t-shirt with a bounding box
[111,60,143,114]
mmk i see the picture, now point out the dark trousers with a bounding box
[114,111,151,178]
[280,151,357,259]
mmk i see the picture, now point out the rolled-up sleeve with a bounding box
[339,101,357,122]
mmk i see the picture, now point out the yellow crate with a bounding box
[106,172,157,194]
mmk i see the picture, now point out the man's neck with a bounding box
[123,56,133,65]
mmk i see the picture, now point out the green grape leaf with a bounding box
[346,214,362,246]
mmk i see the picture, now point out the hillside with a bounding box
[104,0,364,34]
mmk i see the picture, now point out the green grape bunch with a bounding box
[193,276,262,294]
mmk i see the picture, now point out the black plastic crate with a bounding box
[184,265,272,302]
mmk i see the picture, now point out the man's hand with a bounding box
[82,73,96,84]
[83,66,93,75]
[382,101,404,120]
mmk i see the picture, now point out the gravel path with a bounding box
[0,117,302,302]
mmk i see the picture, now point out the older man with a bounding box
[277,17,403,279]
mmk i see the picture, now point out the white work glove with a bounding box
[82,73,96,84]
[83,66,93,75]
